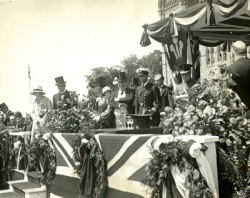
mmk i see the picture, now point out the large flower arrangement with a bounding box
[45,94,96,133]
[151,68,250,197]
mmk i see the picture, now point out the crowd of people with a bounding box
[0,41,249,138]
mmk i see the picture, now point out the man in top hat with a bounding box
[109,71,135,114]
[53,76,75,110]
[226,41,250,109]
[134,68,161,126]
[154,74,174,112]
[0,103,14,126]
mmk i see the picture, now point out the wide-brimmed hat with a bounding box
[177,64,192,74]
[117,72,126,82]
[136,68,150,76]
[55,76,66,85]
[0,102,8,110]
[30,86,45,95]
[131,77,140,86]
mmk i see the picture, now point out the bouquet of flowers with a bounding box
[159,67,250,197]
[45,92,96,133]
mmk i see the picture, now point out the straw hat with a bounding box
[30,86,45,95]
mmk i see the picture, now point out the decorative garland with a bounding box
[73,133,108,198]
[144,139,214,198]
[0,130,15,190]
[27,133,56,186]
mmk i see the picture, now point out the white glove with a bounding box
[93,115,101,122]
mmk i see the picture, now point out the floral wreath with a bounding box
[73,133,108,198]
[27,133,56,186]
[144,139,214,198]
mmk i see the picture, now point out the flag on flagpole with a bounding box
[28,65,31,80]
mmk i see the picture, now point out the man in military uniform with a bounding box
[134,68,161,126]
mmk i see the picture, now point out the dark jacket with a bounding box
[53,90,75,110]
[159,85,174,112]
[226,57,250,108]
[109,87,135,114]
[134,82,161,126]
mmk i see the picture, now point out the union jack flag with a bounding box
[49,133,155,198]
[28,65,31,80]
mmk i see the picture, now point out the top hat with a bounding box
[0,102,8,110]
[131,77,140,86]
[55,76,66,85]
[30,86,46,95]
[117,72,126,82]
[177,64,192,74]
[129,114,150,129]
[136,68,150,76]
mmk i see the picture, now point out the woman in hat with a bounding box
[94,86,115,128]
[96,86,111,114]
[30,86,52,142]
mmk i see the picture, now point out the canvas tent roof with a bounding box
[141,0,250,46]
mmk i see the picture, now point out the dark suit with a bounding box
[159,85,174,112]
[226,57,250,108]
[135,82,161,126]
[53,90,73,110]
[109,87,135,114]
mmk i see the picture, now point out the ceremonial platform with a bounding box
[1,129,219,198]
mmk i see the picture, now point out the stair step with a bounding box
[11,170,25,181]
[0,191,23,198]
[27,171,41,185]
[12,181,41,196]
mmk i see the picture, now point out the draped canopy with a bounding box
[140,0,250,47]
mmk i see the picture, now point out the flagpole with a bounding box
[28,65,31,103]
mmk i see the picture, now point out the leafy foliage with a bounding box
[45,92,97,133]
[160,67,250,196]
[0,130,14,189]
[85,50,162,88]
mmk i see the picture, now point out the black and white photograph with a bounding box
[0,0,249,197]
